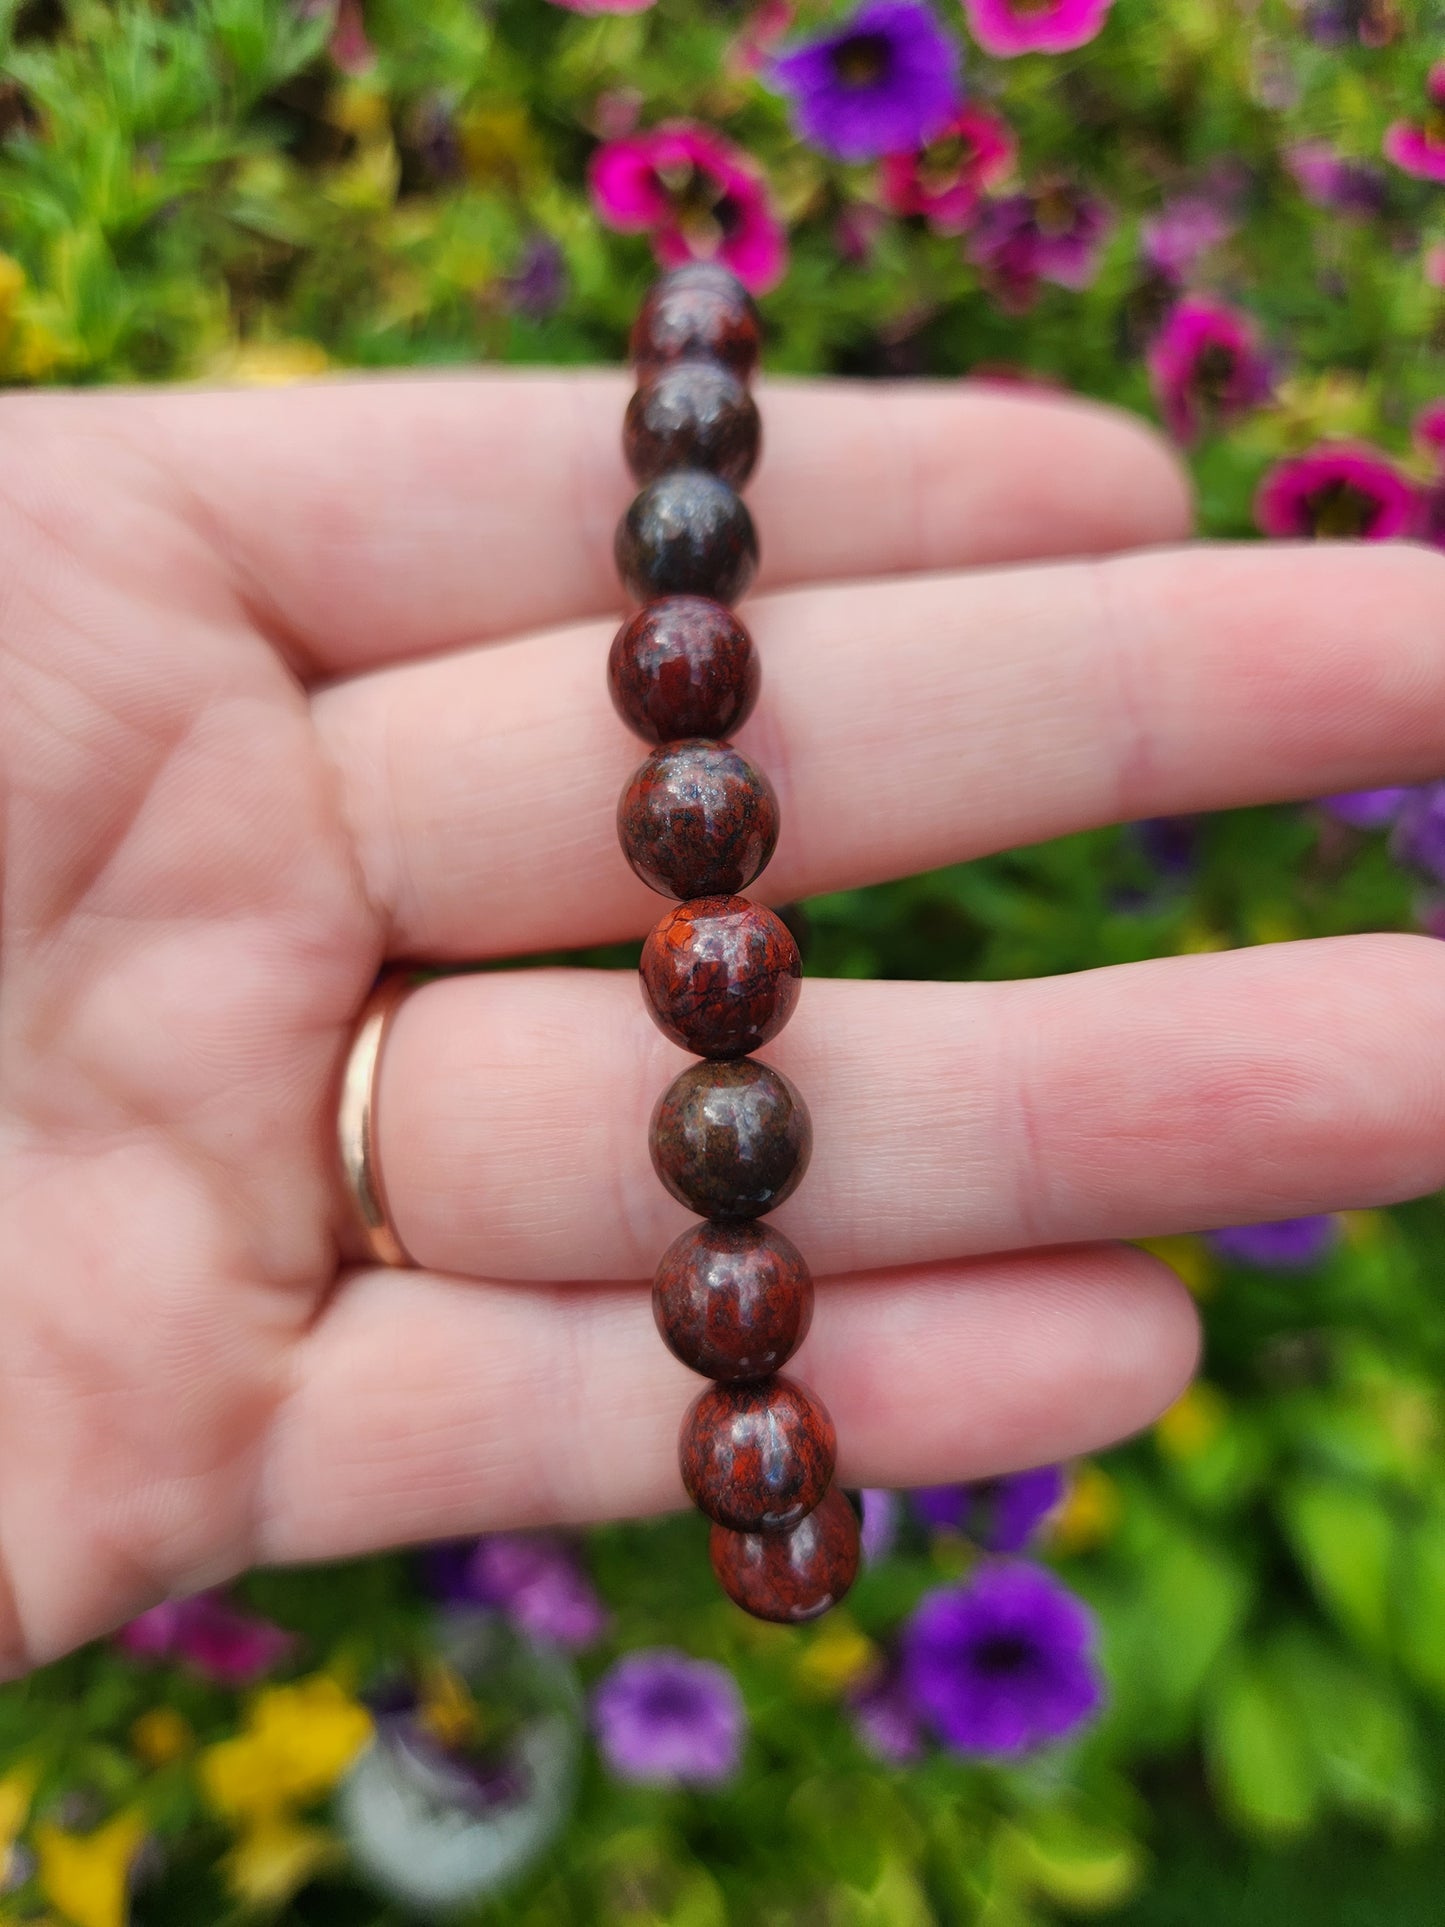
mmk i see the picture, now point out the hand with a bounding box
[3,373,1443,1674]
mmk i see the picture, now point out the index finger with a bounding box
[117,371,1191,675]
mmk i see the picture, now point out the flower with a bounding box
[1385,63,1445,184]
[589,122,786,294]
[860,1487,901,1563]
[912,1465,1067,1552]
[222,1818,338,1909]
[878,104,1015,232]
[116,1591,296,1686]
[849,1660,926,1763]
[200,1676,373,1825]
[1138,195,1234,283]
[1319,787,1411,829]
[1254,444,1416,540]
[902,1564,1103,1759]
[730,0,794,75]
[1394,784,1445,883]
[0,1768,36,1893]
[768,0,962,164]
[426,1534,608,1650]
[968,181,1112,309]
[592,1649,745,1786]
[960,0,1114,57]
[1155,1382,1229,1461]
[33,1810,147,1927]
[1416,400,1445,464]
[549,0,653,12]
[1286,142,1386,220]
[1147,297,1271,444]
[1303,0,1400,47]
[1207,1216,1341,1268]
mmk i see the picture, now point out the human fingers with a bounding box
[313,543,1445,959]
[370,938,1445,1283]
[256,1245,1197,1562]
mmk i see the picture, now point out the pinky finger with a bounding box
[255,1245,1200,1565]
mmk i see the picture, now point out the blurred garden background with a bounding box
[5,0,1445,1920]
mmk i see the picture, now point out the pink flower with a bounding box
[1147,297,1271,444]
[1286,142,1386,219]
[589,122,787,294]
[551,0,653,11]
[879,104,1015,233]
[1255,444,1417,540]
[730,0,794,75]
[968,180,1112,311]
[961,0,1114,57]
[1427,244,1445,289]
[1416,401,1445,464]
[1139,195,1234,283]
[117,1592,296,1685]
[1384,63,1445,183]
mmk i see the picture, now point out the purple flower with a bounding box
[960,0,1114,57]
[1302,0,1399,45]
[1138,195,1234,283]
[1319,787,1411,830]
[878,104,1015,233]
[1394,784,1445,883]
[1255,444,1417,541]
[505,235,568,320]
[1147,297,1271,444]
[902,1564,1103,1759]
[1385,63,1445,184]
[1131,814,1200,878]
[859,1488,902,1564]
[768,0,962,164]
[1286,142,1386,220]
[912,1466,1066,1553]
[1207,1216,1340,1269]
[426,1534,607,1651]
[849,1661,926,1764]
[592,1649,745,1787]
[968,180,1112,310]
[116,1591,295,1685]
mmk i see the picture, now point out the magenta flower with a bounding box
[961,0,1114,57]
[1416,401,1445,465]
[117,1591,295,1685]
[1147,297,1271,445]
[767,0,962,164]
[589,123,787,294]
[1208,1217,1340,1269]
[592,1649,745,1786]
[968,181,1112,310]
[1286,142,1386,220]
[912,1466,1067,1552]
[1139,195,1234,283]
[902,1564,1103,1759]
[1255,444,1417,540]
[878,103,1015,232]
[1385,63,1445,184]
[549,0,653,11]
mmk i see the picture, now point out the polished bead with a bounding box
[630,263,762,381]
[641,896,801,1058]
[679,1374,835,1532]
[653,1220,813,1380]
[619,740,778,899]
[710,1484,861,1624]
[608,596,760,746]
[624,361,762,490]
[615,470,758,606]
[651,1057,811,1219]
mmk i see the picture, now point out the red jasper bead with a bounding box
[630,263,762,382]
[614,470,759,606]
[651,1057,811,1220]
[608,596,761,746]
[619,740,778,900]
[641,896,800,1059]
[679,1374,835,1532]
[710,1484,861,1624]
[624,360,762,490]
[653,1219,813,1380]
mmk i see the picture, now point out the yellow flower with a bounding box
[33,1810,146,1927]
[203,339,331,386]
[130,1707,194,1768]
[1139,1235,1216,1299]
[199,1675,372,1826]
[793,1615,878,1696]
[417,1660,481,1750]
[0,1764,37,1886]
[222,1816,340,1908]
[1156,1382,1229,1462]
[1174,917,1229,954]
[1048,1463,1123,1555]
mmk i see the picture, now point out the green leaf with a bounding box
[1278,1476,1396,1656]
[1269,1632,1428,1839]
[1001,1810,1146,1915]
[1203,1659,1320,1841]
[1397,1509,1445,1700]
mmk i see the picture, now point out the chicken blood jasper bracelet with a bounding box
[609,263,861,1624]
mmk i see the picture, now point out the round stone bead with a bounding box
[650,1057,811,1219]
[618,740,778,900]
[679,1374,836,1532]
[615,470,758,606]
[624,360,762,490]
[608,596,760,746]
[641,896,801,1058]
[630,263,762,382]
[710,1484,861,1624]
[653,1220,813,1380]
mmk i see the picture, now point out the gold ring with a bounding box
[337,972,417,1269]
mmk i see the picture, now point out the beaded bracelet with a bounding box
[607,263,860,1626]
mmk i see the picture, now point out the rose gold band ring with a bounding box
[337,972,417,1269]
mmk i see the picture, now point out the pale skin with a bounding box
[5,372,1445,1675]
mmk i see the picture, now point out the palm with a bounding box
[2,371,1442,1675]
